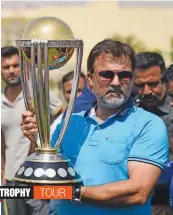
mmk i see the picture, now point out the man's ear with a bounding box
[87,71,93,89]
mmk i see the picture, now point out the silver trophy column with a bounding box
[13,17,83,185]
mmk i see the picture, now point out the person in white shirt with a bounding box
[1,46,63,215]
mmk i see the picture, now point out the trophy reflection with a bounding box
[13,17,83,185]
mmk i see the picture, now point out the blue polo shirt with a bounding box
[51,101,168,215]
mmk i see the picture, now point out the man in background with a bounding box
[50,71,87,135]
[134,52,173,215]
[1,46,63,215]
[163,64,173,106]
[1,45,32,215]
[61,70,86,104]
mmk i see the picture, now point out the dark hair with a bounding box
[87,39,136,72]
[135,52,165,74]
[163,64,173,82]
[1,46,19,58]
[62,71,86,85]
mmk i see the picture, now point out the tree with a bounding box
[112,34,162,55]
[170,37,173,62]
[2,18,32,47]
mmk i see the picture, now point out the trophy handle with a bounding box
[18,46,41,147]
[30,40,50,148]
[55,44,83,149]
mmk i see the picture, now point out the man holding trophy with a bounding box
[20,17,168,215]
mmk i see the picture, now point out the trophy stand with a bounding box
[13,17,83,185]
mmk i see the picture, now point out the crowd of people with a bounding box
[1,39,173,215]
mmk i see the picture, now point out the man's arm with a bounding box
[28,139,36,155]
[81,161,162,205]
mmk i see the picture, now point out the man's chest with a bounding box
[1,99,25,129]
[61,117,137,167]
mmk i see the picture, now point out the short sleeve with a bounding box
[128,114,169,170]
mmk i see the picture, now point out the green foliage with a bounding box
[112,34,163,55]
[2,18,32,47]
[170,37,173,62]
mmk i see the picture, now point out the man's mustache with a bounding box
[141,95,158,101]
[7,75,18,79]
[106,87,124,95]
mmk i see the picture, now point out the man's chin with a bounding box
[102,98,126,109]
[141,99,158,109]
[6,80,21,86]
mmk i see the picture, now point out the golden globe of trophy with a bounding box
[13,17,83,185]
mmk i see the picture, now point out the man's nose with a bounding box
[110,74,121,87]
[143,84,152,95]
[9,66,15,73]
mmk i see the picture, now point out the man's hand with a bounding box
[21,111,38,143]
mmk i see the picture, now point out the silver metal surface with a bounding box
[18,44,40,147]
[16,40,83,48]
[55,45,83,148]
[19,38,83,150]
[44,40,50,147]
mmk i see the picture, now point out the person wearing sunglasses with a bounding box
[134,52,173,215]
[21,39,168,215]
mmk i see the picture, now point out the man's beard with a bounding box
[97,84,132,109]
[139,85,166,109]
[5,76,21,86]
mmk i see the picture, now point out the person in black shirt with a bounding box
[134,52,173,215]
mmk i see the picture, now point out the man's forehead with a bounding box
[1,55,19,63]
[134,66,162,79]
[94,53,131,68]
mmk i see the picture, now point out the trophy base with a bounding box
[13,149,82,185]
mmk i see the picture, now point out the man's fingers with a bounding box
[21,122,37,130]
[22,131,36,143]
[22,116,37,124]
[22,111,34,119]
[23,129,38,136]
[21,111,39,142]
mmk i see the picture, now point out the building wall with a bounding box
[2,1,173,80]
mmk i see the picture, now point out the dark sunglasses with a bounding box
[98,70,133,80]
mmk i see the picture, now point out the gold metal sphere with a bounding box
[21,17,74,70]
